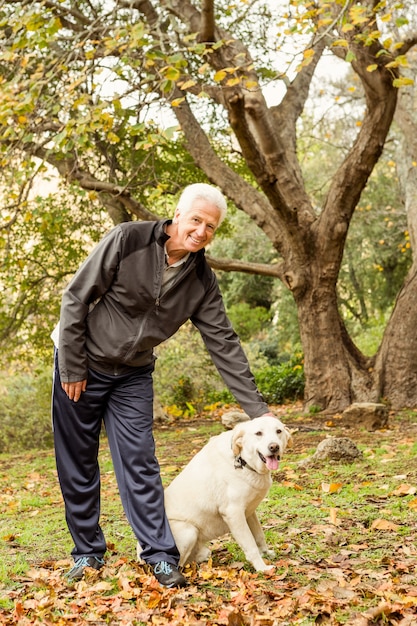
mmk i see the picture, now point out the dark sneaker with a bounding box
[65,556,105,581]
[153,561,187,588]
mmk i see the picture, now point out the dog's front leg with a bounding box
[247,512,275,557]
[222,508,274,572]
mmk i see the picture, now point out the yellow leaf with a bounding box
[244,80,258,89]
[214,69,227,82]
[179,79,196,90]
[322,482,343,494]
[318,18,333,27]
[163,66,181,81]
[226,77,241,86]
[393,77,415,88]
[408,497,417,510]
[332,39,349,48]
[147,590,162,608]
[367,64,378,72]
[282,480,303,491]
[107,131,120,144]
[390,484,416,497]
[171,97,185,107]
[371,518,400,531]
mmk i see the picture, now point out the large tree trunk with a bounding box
[298,290,356,412]
[374,264,417,408]
[374,52,417,409]
[295,263,374,413]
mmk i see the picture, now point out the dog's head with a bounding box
[231,415,291,474]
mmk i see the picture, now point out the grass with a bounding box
[0,409,417,623]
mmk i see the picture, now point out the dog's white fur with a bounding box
[138,415,291,572]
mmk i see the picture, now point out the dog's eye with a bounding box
[255,431,263,437]
[276,429,282,435]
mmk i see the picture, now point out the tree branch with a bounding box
[316,22,399,258]
[170,92,289,249]
[199,0,215,43]
[394,36,417,56]
[34,149,158,223]
[206,255,284,279]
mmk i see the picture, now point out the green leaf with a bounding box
[392,77,414,88]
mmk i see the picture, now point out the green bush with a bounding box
[226,303,272,342]
[207,353,305,407]
[154,323,228,411]
[254,354,305,404]
[0,368,54,453]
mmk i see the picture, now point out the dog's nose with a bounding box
[268,442,279,454]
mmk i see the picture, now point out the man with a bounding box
[52,183,275,588]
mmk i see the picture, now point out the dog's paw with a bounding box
[257,563,275,573]
[195,546,211,563]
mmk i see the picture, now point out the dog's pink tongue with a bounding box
[266,456,279,470]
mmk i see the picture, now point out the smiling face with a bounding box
[167,198,221,258]
[232,416,291,475]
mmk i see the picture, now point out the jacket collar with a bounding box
[156,219,172,245]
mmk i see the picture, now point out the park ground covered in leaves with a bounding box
[1,403,417,625]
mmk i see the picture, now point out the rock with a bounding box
[313,436,363,461]
[221,410,250,429]
[153,397,168,423]
[342,402,388,431]
[299,436,362,466]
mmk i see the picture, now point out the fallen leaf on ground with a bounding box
[371,518,400,531]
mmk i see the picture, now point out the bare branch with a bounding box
[394,36,417,56]
[170,92,290,250]
[199,0,215,43]
[119,0,159,26]
[206,255,284,279]
[34,149,158,223]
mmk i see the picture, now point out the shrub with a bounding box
[226,303,272,342]
[0,368,54,453]
[254,354,305,404]
[207,353,305,407]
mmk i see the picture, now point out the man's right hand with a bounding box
[62,380,87,402]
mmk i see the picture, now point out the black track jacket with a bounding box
[57,219,269,418]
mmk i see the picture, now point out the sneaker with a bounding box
[152,561,187,588]
[65,556,105,581]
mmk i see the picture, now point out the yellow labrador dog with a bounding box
[138,415,291,572]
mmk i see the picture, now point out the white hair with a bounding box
[176,183,227,226]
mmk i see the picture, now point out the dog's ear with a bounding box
[231,428,245,457]
[284,426,294,449]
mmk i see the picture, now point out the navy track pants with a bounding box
[52,354,180,565]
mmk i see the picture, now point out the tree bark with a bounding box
[374,51,417,409]
[374,266,417,408]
